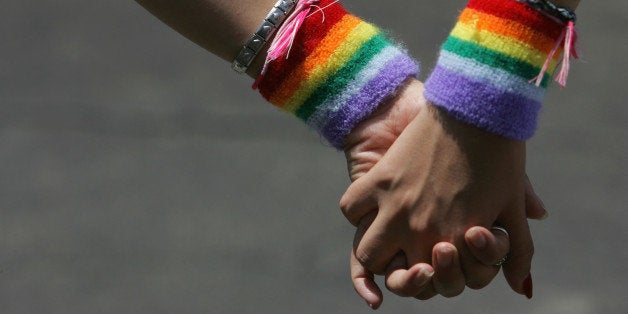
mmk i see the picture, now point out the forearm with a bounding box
[134,0,275,76]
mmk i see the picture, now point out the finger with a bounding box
[465,226,510,266]
[354,213,401,275]
[456,227,503,290]
[401,241,439,300]
[403,233,438,300]
[340,176,379,226]
[413,282,438,300]
[431,242,466,297]
[353,211,377,249]
[499,208,535,299]
[384,252,434,297]
[524,175,549,220]
[350,249,383,309]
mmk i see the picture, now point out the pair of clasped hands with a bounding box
[339,78,545,309]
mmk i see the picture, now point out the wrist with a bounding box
[343,78,425,182]
[424,0,577,140]
[254,0,419,149]
[419,102,527,182]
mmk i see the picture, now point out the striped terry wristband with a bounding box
[255,0,419,149]
[424,0,569,140]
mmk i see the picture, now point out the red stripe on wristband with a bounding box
[467,0,564,38]
[259,0,347,100]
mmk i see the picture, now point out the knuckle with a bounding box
[368,165,395,188]
[339,197,360,225]
[374,175,394,191]
[354,248,376,271]
[338,194,351,214]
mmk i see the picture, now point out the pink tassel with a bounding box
[531,27,564,87]
[555,21,578,87]
[260,1,321,76]
[253,0,340,89]
[265,4,313,64]
[531,20,578,88]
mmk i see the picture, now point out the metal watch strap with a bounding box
[232,0,297,73]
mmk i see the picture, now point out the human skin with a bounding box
[133,0,569,306]
[342,82,531,293]
[344,79,547,307]
[342,0,581,306]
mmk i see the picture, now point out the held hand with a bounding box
[342,79,544,307]
[342,103,531,296]
[351,224,513,308]
[349,179,545,308]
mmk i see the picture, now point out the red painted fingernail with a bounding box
[523,273,533,299]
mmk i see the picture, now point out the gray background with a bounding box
[1,1,626,313]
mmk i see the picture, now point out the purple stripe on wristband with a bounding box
[307,46,405,131]
[321,54,419,149]
[424,65,541,140]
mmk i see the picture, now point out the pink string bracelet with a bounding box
[251,0,419,148]
[518,0,579,87]
[253,0,340,88]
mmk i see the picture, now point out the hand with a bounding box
[350,224,514,308]
[342,92,531,296]
[342,78,545,307]
[349,178,545,308]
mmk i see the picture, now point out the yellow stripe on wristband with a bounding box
[450,21,556,68]
[458,9,556,53]
[271,19,379,113]
[268,14,362,107]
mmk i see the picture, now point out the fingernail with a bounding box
[523,273,533,299]
[420,267,435,279]
[413,268,434,287]
[469,229,487,249]
[437,249,453,268]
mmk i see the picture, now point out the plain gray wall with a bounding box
[1,1,626,313]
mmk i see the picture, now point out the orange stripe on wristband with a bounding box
[467,0,563,39]
[268,14,362,108]
[259,0,348,100]
[458,8,557,54]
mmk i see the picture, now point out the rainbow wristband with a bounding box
[255,0,419,149]
[424,0,568,140]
